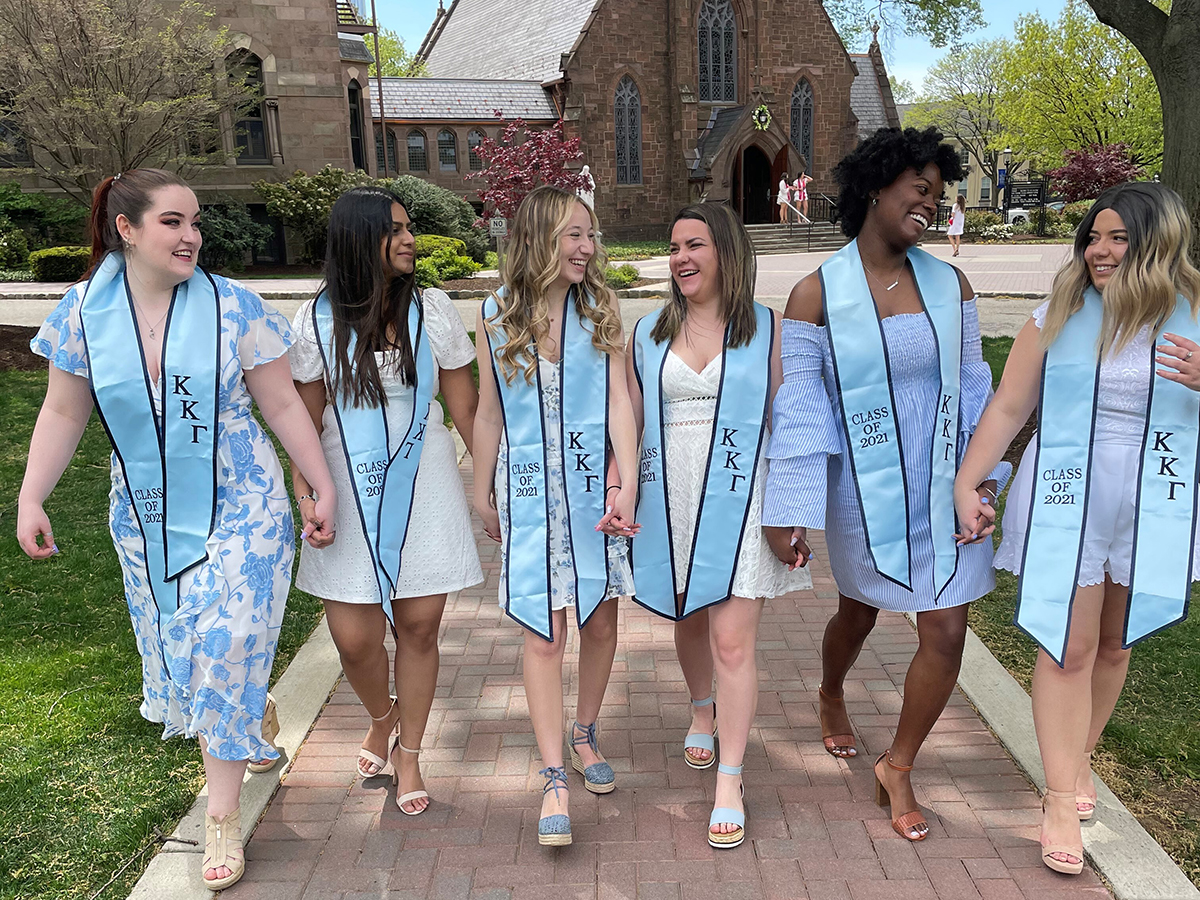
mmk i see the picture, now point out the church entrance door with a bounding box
[741,145,773,224]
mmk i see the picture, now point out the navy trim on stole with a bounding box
[1016,289,1200,664]
[484,288,611,642]
[631,303,774,619]
[819,240,962,596]
[311,290,433,623]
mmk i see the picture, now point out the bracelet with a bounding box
[977,485,997,500]
[296,493,317,503]
[605,485,621,495]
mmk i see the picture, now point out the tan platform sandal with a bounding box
[248,692,280,774]
[1042,789,1085,875]
[873,750,929,842]
[818,684,857,758]
[392,741,430,815]
[357,696,399,779]
[202,808,244,891]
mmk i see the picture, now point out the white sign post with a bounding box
[488,217,508,238]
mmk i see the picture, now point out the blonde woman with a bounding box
[627,204,812,849]
[948,195,965,256]
[956,182,1200,875]
[473,186,640,847]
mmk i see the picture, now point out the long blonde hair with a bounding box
[487,186,623,384]
[1041,182,1200,355]
[650,203,759,347]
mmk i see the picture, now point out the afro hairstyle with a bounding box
[833,126,964,238]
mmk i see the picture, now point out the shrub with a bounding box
[386,174,488,262]
[414,257,440,289]
[484,250,498,269]
[605,263,640,289]
[414,247,482,288]
[255,165,375,263]
[0,220,30,268]
[979,223,1014,241]
[414,234,467,259]
[964,209,1002,234]
[198,199,274,273]
[29,246,90,282]
[0,268,34,282]
[1063,201,1092,228]
[0,183,88,250]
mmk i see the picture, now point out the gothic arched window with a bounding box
[790,79,814,175]
[468,129,486,171]
[698,0,737,103]
[437,129,457,171]
[227,50,269,163]
[407,131,427,171]
[614,76,642,185]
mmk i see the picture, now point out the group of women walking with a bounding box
[16,126,1200,889]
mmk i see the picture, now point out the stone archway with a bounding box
[741,145,773,224]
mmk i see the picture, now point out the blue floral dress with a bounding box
[32,275,295,762]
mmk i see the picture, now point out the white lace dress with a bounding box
[662,351,813,598]
[496,357,634,612]
[288,288,483,602]
[995,301,1200,586]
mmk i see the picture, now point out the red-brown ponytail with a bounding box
[86,169,192,275]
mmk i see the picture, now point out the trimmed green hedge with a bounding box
[29,246,90,282]
[414,234,468,259]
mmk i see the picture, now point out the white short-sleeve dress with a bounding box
[288,288,483,602]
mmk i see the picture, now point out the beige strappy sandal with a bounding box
[202,808,244,891]
[1041,789,1085,875]
[357,696,399,779]
[392,741,430,815]
[248,692,280,774]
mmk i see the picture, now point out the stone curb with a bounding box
[928,616,1200,900]
[127,617,342,899]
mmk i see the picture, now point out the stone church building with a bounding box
[387,0,901,236]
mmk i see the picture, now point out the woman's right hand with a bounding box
[300,495,337,548]
[475,493,501,543]
[953,483,995,545]
[17,501,57,560]
[764,525,811,570]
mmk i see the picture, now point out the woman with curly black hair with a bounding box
[761,127,1011,842]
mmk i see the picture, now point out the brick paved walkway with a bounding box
[224,467,1111,900]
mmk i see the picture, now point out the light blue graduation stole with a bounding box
[483,288,610,642]
[312,291,433,623]
[631,302,774,619]
[821,240,962,597]
[1016,288,1200,664]
[78,251,220,618]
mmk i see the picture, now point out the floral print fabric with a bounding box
[31,275,295,761]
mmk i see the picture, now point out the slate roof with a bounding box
[691,106,744,180]
[370,78,558,122]
[420,0,599,83]
[338,33,373,64]
[848,52,898,139]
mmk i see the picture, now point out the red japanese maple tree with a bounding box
[1048,144,1146,203]
[466,113,590,221]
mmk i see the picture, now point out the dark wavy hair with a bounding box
[321,186,417,408]
[833,126,964,238]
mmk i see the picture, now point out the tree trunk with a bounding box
[1156,20,1200,256]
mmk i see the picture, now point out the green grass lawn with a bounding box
[0,370,324,900]
[976,337,1200,886]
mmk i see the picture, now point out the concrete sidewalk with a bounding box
[219,466,1112,900]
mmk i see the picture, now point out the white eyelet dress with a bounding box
[288,288,483,602]
[995,302,1200,586]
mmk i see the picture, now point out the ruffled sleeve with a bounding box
[30,285,89,378]
[422,287,476,369]
[762,319,843,529]
[287,299,325,384]
[220,277,294,369]
[959,298,1012,491]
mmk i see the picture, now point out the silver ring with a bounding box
[1188,351,1194,360]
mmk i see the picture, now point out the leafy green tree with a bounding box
[197,199,274,273]
[0,183,88,249]
[997,0,1162,171]
[368,28,427,77]
[386,174,488,262]
[0,0,258,206]
[906,39,1026,208]
[254,166,375,263]
[889,77,917,104]
[824,0,984,49]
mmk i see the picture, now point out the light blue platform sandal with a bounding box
[537,765,572,847]
[708,762,746,849]
[569,721,615,794]
[683,695,717,770]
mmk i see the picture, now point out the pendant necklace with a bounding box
[133,301,170,340]
[862,261,903,292]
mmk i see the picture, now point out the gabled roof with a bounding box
[848,45,901,139]
[370,78,559,122]
[691,107,744,180]
[338,33,373,64]
[418,0,600,83]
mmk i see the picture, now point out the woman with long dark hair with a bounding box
[19,169,336,890]
[763,127,1010,842]
[289,186,481,814]
[956,182,1200,875]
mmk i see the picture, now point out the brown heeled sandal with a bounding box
[874,751,929,842]
[1042,789,1085,875]
[818,685,857,758]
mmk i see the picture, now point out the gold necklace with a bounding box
[862,261,905,292]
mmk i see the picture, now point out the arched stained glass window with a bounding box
[614,76,642,185]
[698,0,737,103]
[437,129,457,171]
[790,79,814,176]
[407,131,427,171]
[468,129,485,171]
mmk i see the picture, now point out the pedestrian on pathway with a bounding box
[626,203,812,850]
[17,169,337,891]
[287,187,483,815]
[954,181,1200,876]
[473,185,641,847]
[793,171,813,222]
[778,173,792,224]
[947,195,965,256]
[762,127,1011,843]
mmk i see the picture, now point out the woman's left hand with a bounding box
[1156,333,1200,391]
[953,482,996,545]
[596,485,641,537]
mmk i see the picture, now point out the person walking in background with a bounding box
[778,173,792,224]
[948,194,966,256]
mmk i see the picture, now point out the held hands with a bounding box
[953,482,996,545]
[475,490,501,543]
[596,484,641,537]
[764,525,813,570]
[299,495,338,548]
[1156,334,1200,391]
[17,501,58,560]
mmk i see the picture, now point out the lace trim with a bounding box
[666,395,717,404]
[666,417,715,428]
